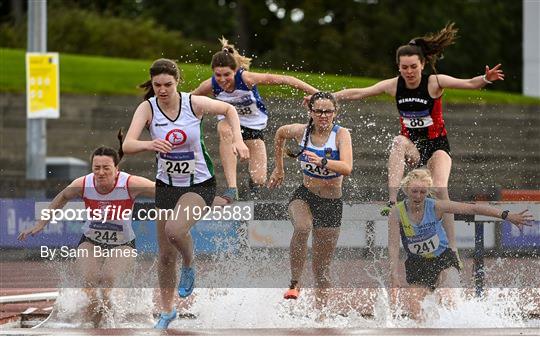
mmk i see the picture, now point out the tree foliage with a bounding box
[0,0,523,92]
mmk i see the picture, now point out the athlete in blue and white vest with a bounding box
[212,68,268,131]
[192,38,318,203]
[298,124,341,180]
[268,92,353,304]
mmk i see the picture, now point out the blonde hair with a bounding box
[211,37,252,70]
[400,169,433,192]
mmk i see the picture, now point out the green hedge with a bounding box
[0,7,218,62]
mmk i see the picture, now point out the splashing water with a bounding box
[35,249,539,329]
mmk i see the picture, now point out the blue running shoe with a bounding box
[178,266,195,298]
[154,308,177,329]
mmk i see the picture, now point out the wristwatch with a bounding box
[501,210,509,220]
[320,158,328,168]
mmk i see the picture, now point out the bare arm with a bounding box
[127,175,156,198]
[430,64,504,93]
[333,78,398,101]
[18,178,84,240]
[190,95,249,160]
[302,127,353,176]
[435,200,534,230]
[267,124,305,188]
[191,78,213,96]
[243,71,318,94]
[123,101,172,155]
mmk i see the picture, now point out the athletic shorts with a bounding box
[155,177,216,210]
[413,135,451,167]
[405,248,461,291]
[78,235,136,250]
[241,125,264,141]
[289,184,343,228]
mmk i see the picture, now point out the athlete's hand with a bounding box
[302,150,323,166]
[484,64,504,82]
[507,209,534,231]
[267,168,284,189]
[147,139,173,154]
[18,223,46,241]
[232,141,250,161]
[302,95,312,107]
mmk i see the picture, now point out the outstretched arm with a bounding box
[191,95,249,160]
[127,175,156,198]
[18,178,84,240]
[332,77,398,101]
[432,64,504,91]
[435,200,534,230]
[242,71,318,94]
[191,78,213,96]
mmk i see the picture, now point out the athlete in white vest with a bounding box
[388,169,533,321]
[123,58,249,329]
[19,140,156,328]
[192,37,318,203]
[268,92,353,314]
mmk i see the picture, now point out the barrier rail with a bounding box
[2,199,538,296]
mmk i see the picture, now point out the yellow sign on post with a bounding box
[26,52,60,119]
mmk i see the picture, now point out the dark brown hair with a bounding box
[139,58,182,100]
[286,92,338,158]
[395,22,458,74]
[90,128,125,166]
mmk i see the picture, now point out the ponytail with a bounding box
[117,128,125,162]
[396,22,458,74]
[211,37,252,70]
[286,118,314,158]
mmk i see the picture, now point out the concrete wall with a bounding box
[1,93,539,200]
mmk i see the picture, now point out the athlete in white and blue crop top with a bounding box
[268,92,353,308]
[192,38,318,203]
[388,168,533,320]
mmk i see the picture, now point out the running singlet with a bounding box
[81,172,136,245]
[148,92,214,187]
[397,198,449,258]
[298,124,341,180]
[212,68,268,130]
[395,74,447,142]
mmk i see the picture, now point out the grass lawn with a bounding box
[1,48,539,105]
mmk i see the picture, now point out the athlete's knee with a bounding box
[164,222,189,244]
[293,223,312,237]
[391,135,409,150]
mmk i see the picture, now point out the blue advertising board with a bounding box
[501,220,540,248]
[1,199,241,254]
